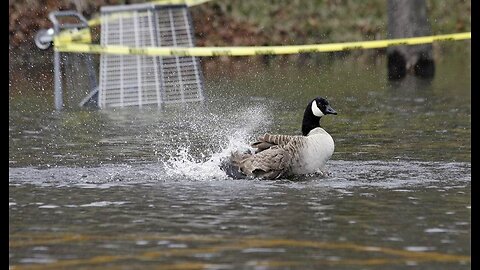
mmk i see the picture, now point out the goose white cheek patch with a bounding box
[311,101,324,117]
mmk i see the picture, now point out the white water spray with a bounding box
[162,105,271,181]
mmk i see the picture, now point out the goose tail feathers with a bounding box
[220,151,250,179]
[220,149,289,180]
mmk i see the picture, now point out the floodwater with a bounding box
[9,46,470,269]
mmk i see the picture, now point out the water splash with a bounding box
[162,105,270,181]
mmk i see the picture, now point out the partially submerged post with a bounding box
[387,0,435,80]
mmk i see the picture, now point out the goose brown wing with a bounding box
[251,133,297,153]
[231,146,291,180]
[247,146,292,179]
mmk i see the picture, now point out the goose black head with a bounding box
[302,97,337,136]
[311,96,337,117]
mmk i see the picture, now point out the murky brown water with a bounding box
[9,44,470,269]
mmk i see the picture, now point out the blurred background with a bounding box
[9,0,471,67]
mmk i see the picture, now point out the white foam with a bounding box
[38,205,59,209]
[79,201,129,207]
[404,246,435,252]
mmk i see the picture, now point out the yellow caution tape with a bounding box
[87,17,101,27]
[150,0,213,6]
[52,0,211,43]
[54,32,470,55]
[86,0,211,27]
[55,32,471,56]
[53,28,92,45]
[54,32,471,57]
[87,11,141,27]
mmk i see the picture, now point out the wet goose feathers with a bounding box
[224,97,337,180]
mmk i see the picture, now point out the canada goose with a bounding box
[222,97,337,180]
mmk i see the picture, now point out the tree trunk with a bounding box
[387,0,435,80]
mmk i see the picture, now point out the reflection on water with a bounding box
[9,48,470,269]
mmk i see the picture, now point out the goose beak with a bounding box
[325,105,337,115]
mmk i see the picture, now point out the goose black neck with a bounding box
[302,102,321,136]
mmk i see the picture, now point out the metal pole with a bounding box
[49,10,93,110]
[53,44,63,110]
[85,55,98,91]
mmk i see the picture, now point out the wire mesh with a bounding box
[98,3,204,108]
